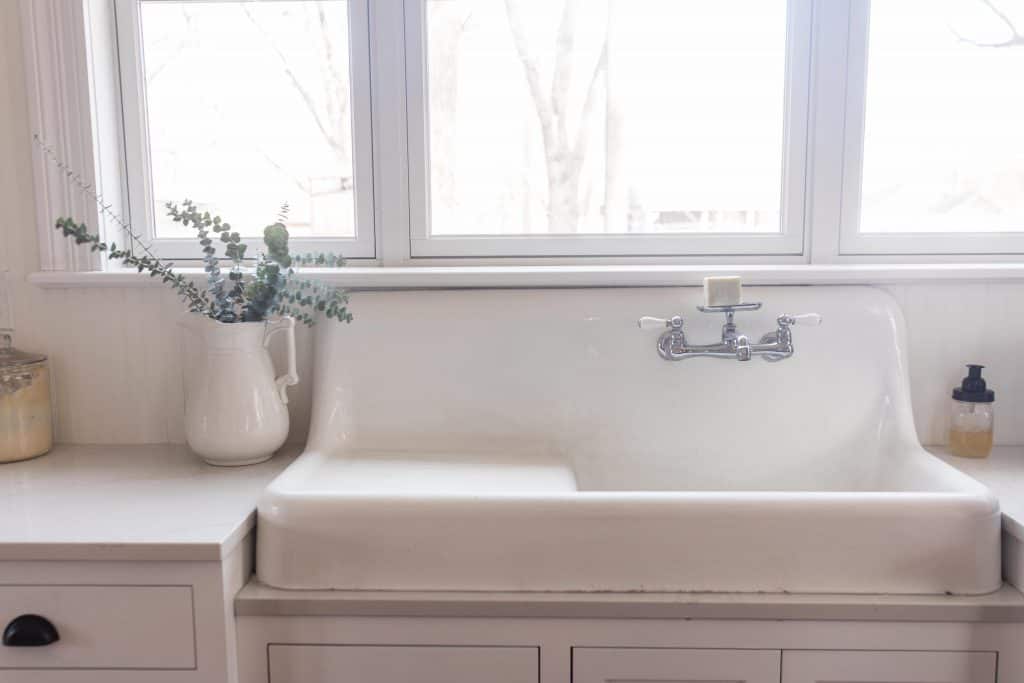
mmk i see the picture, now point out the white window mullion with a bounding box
[780,0,816,263]
[349,0,378,260]
[834,0,875,257]
[83,0,132,262]
[113,0,154,261]
[806,0,854,264]
[368,0,414,265]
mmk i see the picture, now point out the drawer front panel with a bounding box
[269,644,538,683]
[781,650,997,683]
[573,647,781,683]
[0,585,195,670]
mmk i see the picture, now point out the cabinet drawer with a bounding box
[0,585,195,670]
[781,650,996,683]
[573,647,780,683]
[269,645,538,683]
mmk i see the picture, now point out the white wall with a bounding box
[1,0,1022,448]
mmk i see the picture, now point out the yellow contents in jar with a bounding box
[949,427,993,459]
[0,365,53,463]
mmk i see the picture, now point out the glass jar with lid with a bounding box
[0,330,52,463]
[950,364,994,459]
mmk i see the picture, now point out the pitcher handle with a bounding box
[264,317,298,405]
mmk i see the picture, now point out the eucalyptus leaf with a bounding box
[53,197,351,327]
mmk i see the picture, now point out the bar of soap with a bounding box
[704,276,742,307]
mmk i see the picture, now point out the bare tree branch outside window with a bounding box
[860,0,1024,233]
[426,1,788,238]
[241,3,353,198]
[141,1,356,239]
[503,0,610,233]
[950,0,1024,47]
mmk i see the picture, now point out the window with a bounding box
[840,0,1024,255]
[24,0,1024,270]
[115,0,375,258]
[408,0,812,257]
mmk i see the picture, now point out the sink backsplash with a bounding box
[5,280,1024,448]
[305,286,915,488]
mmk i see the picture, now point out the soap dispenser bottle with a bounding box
[950,364,994,459]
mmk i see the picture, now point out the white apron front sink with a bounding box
[256,287,1000,594]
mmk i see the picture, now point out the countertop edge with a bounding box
[0,540,230,563]
[234,583,1024,622]
[0,514,255,563]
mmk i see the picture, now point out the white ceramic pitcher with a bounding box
[179,314,298,466]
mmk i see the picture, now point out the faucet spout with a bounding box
[640,304,820,363]
[656,336,753,361]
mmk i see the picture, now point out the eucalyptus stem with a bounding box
[34,135,161,265]
[43,134,353,326]
[55,218,210,313]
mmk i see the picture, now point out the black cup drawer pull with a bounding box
[2,614,60,647]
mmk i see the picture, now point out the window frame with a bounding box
[19,0,1024,276]
[835,0,1024,257]
[400,0,814,259]
[111,0,379,261]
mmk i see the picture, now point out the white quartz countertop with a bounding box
[934,446,1024,540]
[0,443,297,561]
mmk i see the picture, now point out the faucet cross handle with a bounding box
[778,313,822,327]
[637,316,683,331]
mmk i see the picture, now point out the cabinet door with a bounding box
[573,648,780,683]
[782,651,996,683]
[268,645,538,683]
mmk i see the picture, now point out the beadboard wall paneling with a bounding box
[1,1,1022,447]
[887,283,1024,448]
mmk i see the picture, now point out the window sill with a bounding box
[26,263,1024,289]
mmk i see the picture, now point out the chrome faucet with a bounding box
[638,303,821,362]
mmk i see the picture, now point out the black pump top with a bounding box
[953,364,995,403]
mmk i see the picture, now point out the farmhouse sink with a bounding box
[256,287,1000,594]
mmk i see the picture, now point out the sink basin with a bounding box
[257,286,1000,594]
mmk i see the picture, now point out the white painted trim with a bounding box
[19,0,103,272]
[29,262,1024,290]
